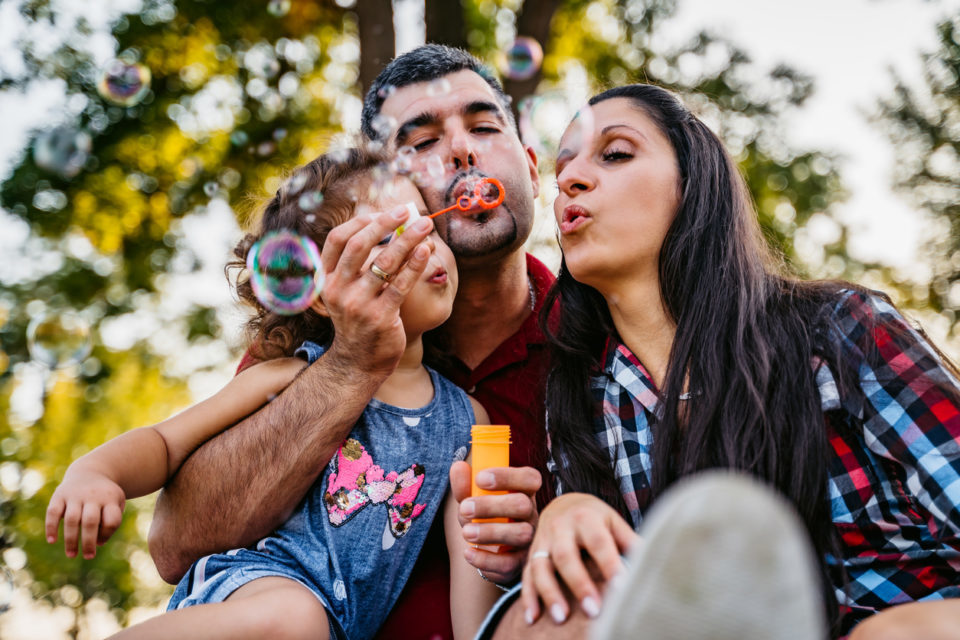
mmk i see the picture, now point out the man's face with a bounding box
[378,69,539,264]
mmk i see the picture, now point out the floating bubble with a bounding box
[426,155,445,179]
[377,84,396,100]
[97,59,151,107]
[286,172,309,195]
[33,127,92,179]
[518,92,589,158]
[298,191,324,211]
[26,311,92,368]
[230,130,249,146]
[426,78,451,96]
[500,37,544,81]
[267,0,291,16]
[247,230,324,315]
[370,114,397,140]
[203,181,219,197]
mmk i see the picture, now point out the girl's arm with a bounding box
[446,398,502,639]
[45,357,307,559]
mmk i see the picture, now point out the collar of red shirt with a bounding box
[448,253,558,382]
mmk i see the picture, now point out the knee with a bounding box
[244,587,330,640]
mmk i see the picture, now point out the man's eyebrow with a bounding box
[395,111,439,146]
[464,100,506,122]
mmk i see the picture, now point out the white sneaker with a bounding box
[591,471,825,640]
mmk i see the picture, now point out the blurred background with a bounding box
[1,0,959,637]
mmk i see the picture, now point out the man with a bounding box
[149,45,572,638]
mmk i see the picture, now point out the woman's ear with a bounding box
[310,295,331,317]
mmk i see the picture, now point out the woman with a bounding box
[523,84,960,639]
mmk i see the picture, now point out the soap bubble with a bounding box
[518,93,589,158]
[203,181,219,197]
[267,0,291,16]
[298,191,324,211]
[500,38,543,81]
[33,127,92,179]
[26,311,93,368]
[426,78,451,96]
[377,84,396,100]
[97,59,151,107]
[247,230,324,315]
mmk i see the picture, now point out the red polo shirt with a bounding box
[237,253,556,640]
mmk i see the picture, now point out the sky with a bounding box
[661,0,960,275]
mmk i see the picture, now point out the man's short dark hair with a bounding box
[361,43,517,142]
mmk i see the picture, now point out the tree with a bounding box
[0,0,853,633]
[876,14,960,335]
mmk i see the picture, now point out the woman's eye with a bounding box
[602,150,632,162]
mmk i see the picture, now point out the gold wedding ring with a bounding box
[370,263,393,282]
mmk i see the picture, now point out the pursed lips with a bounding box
[560,204,591,234]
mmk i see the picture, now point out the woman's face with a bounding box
[554,97,681,293]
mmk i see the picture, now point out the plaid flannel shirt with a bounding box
[550,290,960,634]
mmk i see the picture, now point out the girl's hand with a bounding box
[520,492,638,626]
[45,468,126,559]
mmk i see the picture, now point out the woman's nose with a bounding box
[557,158,594,195]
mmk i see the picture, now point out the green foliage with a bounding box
[876,15,960,329]
[0,0,860,632]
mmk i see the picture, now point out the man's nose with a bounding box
[449,129,478,170]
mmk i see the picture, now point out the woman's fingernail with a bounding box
[463,523,479,541]
[412,217,432,231]
[550,603,567,624]
[582,596,600,618]
[47,536,55,543]
[461,499,475,518]
[525,608,536,625]
[464,547,476,563]
[390,207,407,221]
[476,470,494,488]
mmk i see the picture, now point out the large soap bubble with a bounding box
[247,230,324,315]
[97,59,152,107]
[500,37,544,81]
[26,311,93,368]
[33,127,92,179]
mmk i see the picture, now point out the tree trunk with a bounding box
[503,0,559,118]
[424,0,467,49]
[356,0,396,96]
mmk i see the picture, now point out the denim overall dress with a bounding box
[168,341,475,639]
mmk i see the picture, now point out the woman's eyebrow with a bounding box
[601,124,649,143]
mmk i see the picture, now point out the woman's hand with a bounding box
[45,467,126,559]
[520,492,638,626]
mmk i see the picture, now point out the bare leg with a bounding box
[109,577,330,640]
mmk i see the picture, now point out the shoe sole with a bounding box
[591,471,825,640]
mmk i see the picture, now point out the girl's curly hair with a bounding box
[228,147,389,360]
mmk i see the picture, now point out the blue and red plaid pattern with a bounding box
[551,290,960,634]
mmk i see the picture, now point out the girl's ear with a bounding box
[310,295,330,317]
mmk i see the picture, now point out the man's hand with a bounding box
[319,206,434,376]
[449,461,542,585]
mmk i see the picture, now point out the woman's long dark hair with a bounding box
[541,84,911,635]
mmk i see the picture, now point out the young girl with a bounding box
[507,84,960,639]
[45,147,502,639]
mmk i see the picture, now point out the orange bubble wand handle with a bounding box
[426,177,505,219]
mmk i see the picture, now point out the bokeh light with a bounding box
[247,230,324,315]
[500,37,544,81]
[33,126,92,178]
[518,92,588,159]
[266,0,291,17]
[26,311,93,369]
[96,59,152,107]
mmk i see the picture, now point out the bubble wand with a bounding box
[396,177,505,234]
